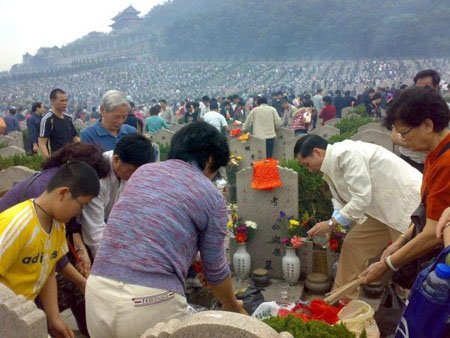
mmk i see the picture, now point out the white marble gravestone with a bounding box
[230,135,266,170]
[272,128,295,160]
[232,166,299,278]
[324,118,342,127]
[152,129,175,147]
[309,126,340,140]
[351,130,394,152]
[0,166,36,192]
[7,131,24,150]
[0,146,26,158]
[357,122,389,134]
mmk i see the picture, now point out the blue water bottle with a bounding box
[421,263,450,303]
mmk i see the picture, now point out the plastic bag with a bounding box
[251,159,282,191]
[395,246,450,338]
[374,284,405,337]
[251,301,280,320]
[339,300,380,338]
[235,286,265,315]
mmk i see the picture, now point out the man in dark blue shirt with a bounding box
[4,108,21,134]
[27,102,46,153]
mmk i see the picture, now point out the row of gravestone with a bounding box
[0,280,294,338]
[0,131,26,158]
[0,283,47,338]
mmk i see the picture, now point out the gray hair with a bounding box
[100,90,130,112]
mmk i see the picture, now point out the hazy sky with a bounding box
[0,0,166,71]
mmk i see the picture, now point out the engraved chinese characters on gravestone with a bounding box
[232,166,299,278]
[230,135,266,169]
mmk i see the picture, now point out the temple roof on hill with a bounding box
[112,5,140,21]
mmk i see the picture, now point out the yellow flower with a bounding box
[236,156,243,160]
[227,220,233,229]
[289,220,300,227]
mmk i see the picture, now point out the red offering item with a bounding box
[193,261,203,274]
[231,128,241,136]
[251,159,282,191]
[277,299,340,325]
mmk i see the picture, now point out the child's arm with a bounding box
[38,268,74,338]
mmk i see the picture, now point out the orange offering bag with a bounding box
[251,158,282,191]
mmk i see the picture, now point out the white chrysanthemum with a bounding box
[245,221,257,229]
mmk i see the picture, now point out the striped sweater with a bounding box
[91,159,230,296]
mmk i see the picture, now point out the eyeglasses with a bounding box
[396,126,415,139]
[70,192,86,210]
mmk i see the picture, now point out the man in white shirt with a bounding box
[200,96,210,117]
[203,101,231,133]
[243,97,282,158]
[294,134,422,299]
[158,99,173,124]
[312,89,325,129]
[81,133,155,257]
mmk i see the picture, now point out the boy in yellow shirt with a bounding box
[0,160,100,338]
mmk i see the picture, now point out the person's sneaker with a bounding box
[186,277,203,288]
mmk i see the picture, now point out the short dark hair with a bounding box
[159,99,167,104]
[317,88,323,94]
[414,69,441,87]
[293,134,328,158]
[210,101,219,110]
[281,99,289,105]
[46,161,100,198]
[114,133,154,166]
[322,96,332,105]
[9,108,16,115]
[150,105,161,116]
[344,91,351,96]
[258,97,268,104]
[32,102,43,113]
[383,86,450,132]
[42,143,110,179]
[202,95,210,102]
[168,121,230,171]
[335,90,341,96]
[50,88,66,101]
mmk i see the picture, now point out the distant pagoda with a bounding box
[110,5,143,31]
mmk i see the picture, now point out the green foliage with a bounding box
[280,159,332,235]
[335,116,375,135]
[0,142,7,149]
[157,143,170,161]
[142,0,450,60]
[327,115,376,144]
[0,154,44,171]
[263,315,357,338]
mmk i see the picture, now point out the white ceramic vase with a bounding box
[282,246,301,286]
[233,242,251,280]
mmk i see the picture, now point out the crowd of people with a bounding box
[0,66,449,338]
[1,58,450,114]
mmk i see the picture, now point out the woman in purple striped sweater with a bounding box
[86,121,246,338]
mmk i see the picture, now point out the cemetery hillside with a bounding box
[1,1,450,338]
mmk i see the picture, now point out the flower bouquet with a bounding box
[227,204,257,243]
[328,224,347,253]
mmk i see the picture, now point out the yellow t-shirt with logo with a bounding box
[0,200,68,300]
